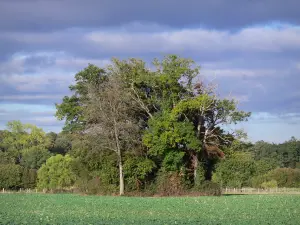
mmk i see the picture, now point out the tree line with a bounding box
[1,55,299,195]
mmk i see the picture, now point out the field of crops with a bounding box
[0,194,299,224]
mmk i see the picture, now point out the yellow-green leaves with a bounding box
[37,154,76,190]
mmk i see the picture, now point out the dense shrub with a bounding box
[0,151,15,164]
[124,156,156,191]
[254,159,278,176]
[37,154,77,191]
[252,168,300,188]
[212,153,256,188]
[266,168,300,187]
[155,170,185,196]
[261,180,278,189]
[194,162,206,188]
[0,164,22,189]
[21,168,37,189]
[195,181,222,196]
[251,175,266,188]
[21,147,51,169]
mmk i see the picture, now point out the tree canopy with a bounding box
[2,55,299,195]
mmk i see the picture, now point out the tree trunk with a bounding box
[113,118,124,196]
[194,115,204,183]
[118,156,125,196]
[192,152,198,183]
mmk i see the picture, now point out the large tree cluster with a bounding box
[55,55,250,195]
[2,55,300,195]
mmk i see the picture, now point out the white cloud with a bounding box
[1,23,299,55]
[55,57,111,70]
[200,68,276,77]
[85,24,300,53]
[0,23,300,141]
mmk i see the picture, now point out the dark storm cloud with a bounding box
[0,0,299,32]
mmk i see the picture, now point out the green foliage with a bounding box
[266,168,300,187]
[194,162,206,187]
[71,149,119,195]
[251,175,266,188]
[247,137,300,168]
[155,170,186,196]
[143,112,200,171]
[21,146,51,169]
[212,152,256,188]
[194,180,222,196]
[252,168,300,188]
[21,168,37,189]
[0,164,21,189]
[37,154,77,190]
[52,136,72,154]
[0,151,15,164]
[2,121,48,164]
[55,64,107,132]
[162,151,185,171]
[54,55,251,194]
[124,156,156,190]
[254,158,278,176]
[261,180,278,189]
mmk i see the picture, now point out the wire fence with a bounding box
[223,187,300,195]
[2,187,300,195]
[1,188,39,194]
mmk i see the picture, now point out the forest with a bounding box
[1,55,300,196]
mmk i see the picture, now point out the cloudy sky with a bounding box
[0,0,299,143]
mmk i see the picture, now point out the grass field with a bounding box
[0,194,299,224]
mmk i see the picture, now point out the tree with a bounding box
[55,64,106,132]
[21,146,51,169]
[0,164,22,189]
[171,93,250,181]
[212,152,256,187]
[2,121,48,163]
[84,75,140,195]
[127,55,251,183]
[55,55,251,194]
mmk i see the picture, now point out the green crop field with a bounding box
[0,194,299,224]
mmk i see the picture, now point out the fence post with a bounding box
[2,188,4,193]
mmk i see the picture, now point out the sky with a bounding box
[0,0,299,143]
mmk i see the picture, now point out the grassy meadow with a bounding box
[0,193,299,224]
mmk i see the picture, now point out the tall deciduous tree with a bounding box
[84,75,140,195]
[55,64,106,132]
[2,121,48,163]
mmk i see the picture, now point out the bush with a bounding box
[212,153,256,188]
[124,156,156,191]
[0,164,22,189]
[261,180,278,189]
[194,162,206,188]
[21,147,51,169]
[155,170,185,196]
[266,168,300,187]
[251,175,266,188]
[252,168,300,188]
[86,177,101,195]
[21,168,37,189]
[226,179,243,189]
[194,181,222,196]
[37,154,77,191]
